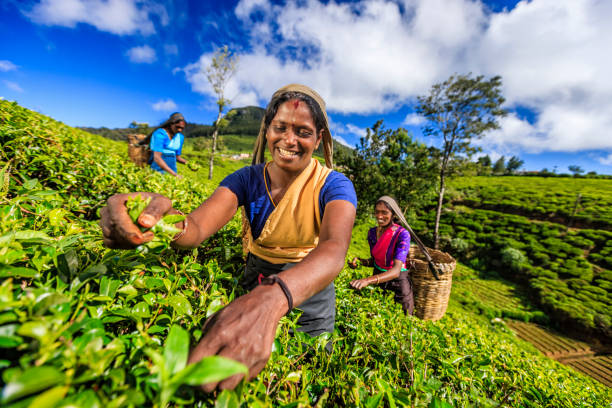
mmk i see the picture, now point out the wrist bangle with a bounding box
[258,273,294,313]
[171,210,188,242]
[375,275,380,284]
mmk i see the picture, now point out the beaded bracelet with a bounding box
[171,210,188,242]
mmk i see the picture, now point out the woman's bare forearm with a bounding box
[372,260,402,284]
[172,187,238,249]
[153,152,178,176]
[271,200,355,309]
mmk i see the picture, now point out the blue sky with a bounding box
[1,0,611,174]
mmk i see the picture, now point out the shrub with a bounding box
[500,247,527,272]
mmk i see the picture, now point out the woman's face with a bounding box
[266,99,322,175]
[169,120,185,135]
[374,202,393,228]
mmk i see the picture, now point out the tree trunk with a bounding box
[433,168,446,250]
[208,110,223,180]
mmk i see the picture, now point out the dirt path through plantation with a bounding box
[507,320,611,387]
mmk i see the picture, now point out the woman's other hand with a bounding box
[187,284,287,391]
[100,192,173,248]
[350,277,376,290]
[347,257,359,269]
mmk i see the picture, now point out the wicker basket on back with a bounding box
[408,245,455,321]
[127,133,151,167]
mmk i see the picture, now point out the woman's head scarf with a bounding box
[377,196,410,229]
[252,84,333,168]
[159,112,185,129]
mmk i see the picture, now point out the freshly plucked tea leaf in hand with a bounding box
[125,195,185,243]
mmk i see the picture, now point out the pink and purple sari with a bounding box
[367,224,413,314]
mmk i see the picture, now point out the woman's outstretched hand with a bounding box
[350,277,375,290]
[187,284,287,392]
[100,192,174,248]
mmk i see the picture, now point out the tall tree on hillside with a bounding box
[336,120,440,217]
[416,73,507,249]
[205,45,238,180]
[506,155,524,174]
[493,156,506,174]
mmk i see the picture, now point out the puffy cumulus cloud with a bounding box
[24,0,166,35]
[4,81,23,93]
[151,99,178,112]
[182,0,611,153]
[474,0,612,153]
[126,45,157,63]
[0,60,18,72]
[403,113,425,126]
[598,153,612,166]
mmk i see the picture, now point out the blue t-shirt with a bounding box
[220,163,357,240]
[149,128,184,173]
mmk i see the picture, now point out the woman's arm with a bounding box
[152,151,180,177]
[350,259,402,290]
[100,187,238,249]
[172,187,238,248]
[187,199,356,391]
[348,257,372,268]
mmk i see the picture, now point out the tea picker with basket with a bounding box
[349,195,455,320]
[127,112,189,178]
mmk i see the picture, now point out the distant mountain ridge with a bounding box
[80,105,353,156]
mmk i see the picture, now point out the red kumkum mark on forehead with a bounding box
[292,100,300,109]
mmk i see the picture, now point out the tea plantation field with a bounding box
[1,100,610,406]
[415,176,612,345]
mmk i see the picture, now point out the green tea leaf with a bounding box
[173,356,247,386]
[164,325,189,376]
[0,266,40,279]
[1,366,65,404]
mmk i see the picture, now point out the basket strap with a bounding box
[403,224,441,280]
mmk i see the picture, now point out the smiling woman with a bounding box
[99,84,357,391]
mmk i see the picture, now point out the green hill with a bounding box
[1,100,610,406]
[413,176,612,345]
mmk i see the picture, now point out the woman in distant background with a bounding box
[349,196,413,315]
[150,112,188,178]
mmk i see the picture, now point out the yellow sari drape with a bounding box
[245,158,332,264]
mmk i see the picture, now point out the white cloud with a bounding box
[152,99,178,112]
[333,136,351,147]
[598,153,612,166]
[0,60,18,72]
[24,0,165,35]
[186,0,612,154]
[403,113,425,126]
[126,45,157,63]
[4,81,23,93]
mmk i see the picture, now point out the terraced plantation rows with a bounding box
[419,177,612,344]
[452,265,611,388]
[564,356,612,388]
[450,176,612,230]
[507,321,611,387]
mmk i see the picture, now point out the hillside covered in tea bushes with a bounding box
[1,100,610,406]
[416,176,612,344]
